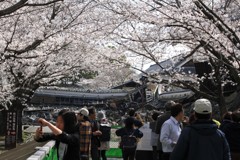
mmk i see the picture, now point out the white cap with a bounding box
[78,108,89,116]
[194,99,212,114]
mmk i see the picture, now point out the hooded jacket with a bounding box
[170,120,231,160]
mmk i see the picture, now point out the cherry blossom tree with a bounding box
[1,0,91,108]
[1,0,239,140]
[0,0,137,140]
[1,0,93,137]
[0,0,117,141]
[89,43,136,88]
[96,0,240,116]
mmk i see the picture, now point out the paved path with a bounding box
[0,141,121,160]
[0,141,45,160]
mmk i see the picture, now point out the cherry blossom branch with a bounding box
[200,40,240,84]
[173,79,218,101]
[195,0,240,49]
[26,0,63,7]
[0,0,27,17]
[5,39,43,55]
[0,0,63,17]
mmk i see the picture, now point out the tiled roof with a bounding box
[34,89,128,99]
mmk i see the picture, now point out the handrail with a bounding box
[27,125,125,160]
[26,141,55,160]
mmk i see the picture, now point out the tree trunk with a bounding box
[0,110,7,136]
[217,84,227,119]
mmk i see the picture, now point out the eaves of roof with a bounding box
[34,89,129,99]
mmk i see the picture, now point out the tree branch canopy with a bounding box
[0,0,63,17]
[5,39,43,56]
[0,0,27,17]
[26,0,63,7]
[194,0,240,50]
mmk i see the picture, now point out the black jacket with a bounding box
[35,131,80,160]
[90,120,101,148]
[155,111,171,134]
[170,120,231,160]
[220,121,240,152]
[155,111,171,150]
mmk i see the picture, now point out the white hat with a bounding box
[78,108,89,116]
[194,99,212,114]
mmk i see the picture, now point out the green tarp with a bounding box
[43,147,122,159]
[106,148,122,158]
[43,147,58,160]
[43,125,123,159]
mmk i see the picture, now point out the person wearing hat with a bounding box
[170,98,231,160]
[77,108,92,160]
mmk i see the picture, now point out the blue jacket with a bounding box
[170,120,231,160]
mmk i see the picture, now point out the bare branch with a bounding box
[5,39,43,55]
[26,0,63,7]
[195,0,240,49]
[173,80,218,101]
[0,0,27,17]
[0,0,63,17]
[200,40,240,84]
[4,16,20,52]
[224,0,232,10]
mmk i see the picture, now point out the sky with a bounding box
[127,44,190,73]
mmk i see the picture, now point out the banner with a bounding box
[5,111,17,149]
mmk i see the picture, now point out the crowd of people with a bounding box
[34,106,144,160]
[151,98,240,160]
[34,98,240,160]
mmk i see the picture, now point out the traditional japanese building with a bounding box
[144,53,240,111]
[30,87,129,107]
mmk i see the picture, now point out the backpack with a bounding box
[99,125,111,142]
[120,130,137,149]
